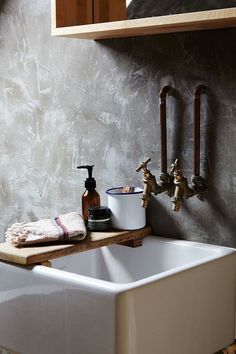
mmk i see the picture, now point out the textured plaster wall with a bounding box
[0,0,235,246]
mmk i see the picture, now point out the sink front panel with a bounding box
[117,252,236,354]
[0,261,117,354]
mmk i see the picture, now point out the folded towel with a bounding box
[5,212,87,247]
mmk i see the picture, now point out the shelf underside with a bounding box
[52,7,236,40]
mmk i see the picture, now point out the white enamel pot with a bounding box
[106,187,146,230]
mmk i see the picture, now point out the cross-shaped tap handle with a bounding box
[136,157,151,172]
[170,159,180,174]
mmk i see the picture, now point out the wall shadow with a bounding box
[202,88,236,243]
[147,196,185,239]
[180,86,236,246]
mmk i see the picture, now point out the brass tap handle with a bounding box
[170,159,180,175]
[170,159,185,184]
[136,157,164,208]
[136,157,151,173]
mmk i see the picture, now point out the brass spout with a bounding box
[172,185,181,212]
[141,185,152,208]
[171,159,194,212]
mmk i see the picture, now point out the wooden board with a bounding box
[51,7,236,40]
[0,226,152,266]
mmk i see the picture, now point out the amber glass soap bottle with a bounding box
[77,165,100,221]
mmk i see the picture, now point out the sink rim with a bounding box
[32,235,236,292]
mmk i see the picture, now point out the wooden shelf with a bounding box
[0,226,152,265]
[51,7,236,40]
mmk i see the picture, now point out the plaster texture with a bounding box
[0,0,235,247]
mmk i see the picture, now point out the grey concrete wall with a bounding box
[0,0,235,246]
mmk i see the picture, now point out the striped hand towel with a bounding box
[5,212,87,247]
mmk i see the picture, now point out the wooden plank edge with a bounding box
[0,252,28,265]
[24,226,152,265]
[51,7,236,39]
[53,20,236,40]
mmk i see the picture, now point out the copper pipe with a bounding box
[159,86,171,174]
[193,85,206,176]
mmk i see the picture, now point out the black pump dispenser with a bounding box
[77,165,96,190]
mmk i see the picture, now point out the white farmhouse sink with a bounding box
[0,236,235,354]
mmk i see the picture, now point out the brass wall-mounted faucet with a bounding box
[136,86,174,208]
[137,84,207,211]
[171,84,207,211]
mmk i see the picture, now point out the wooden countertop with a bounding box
[0,226,152,266]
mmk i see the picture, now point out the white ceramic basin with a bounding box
[0,236,235,354]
